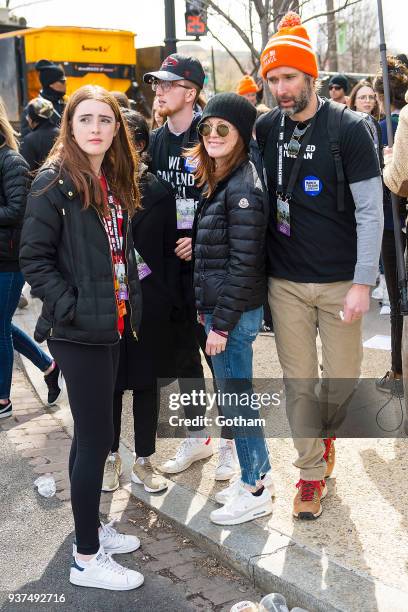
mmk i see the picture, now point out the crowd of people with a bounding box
[0,9,406,593]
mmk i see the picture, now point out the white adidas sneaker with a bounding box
[70,547,144,591]
[73,520,140,557]
[210,486,273,526]
[159,437,213,474]
[215,471,275,505]
[214,439,239,481]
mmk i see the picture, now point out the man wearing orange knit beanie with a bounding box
[256,13,383,520]
[236,74,259,106]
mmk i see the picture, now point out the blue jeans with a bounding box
[0,271,52,399]
[204,307,271,486]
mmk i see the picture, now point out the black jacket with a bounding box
[20,122,60,171]
[193,160,268,332]
[19,166,142,345]
[0,139,30,272]
[116,169,180,390]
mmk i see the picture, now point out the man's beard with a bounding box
[158,98,185,118]
[277,78,314,117]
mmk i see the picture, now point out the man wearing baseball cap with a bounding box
[20,97,60,171]
[256,13,383,520]
[144,55,239,479]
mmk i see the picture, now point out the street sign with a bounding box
[185,0,207,36]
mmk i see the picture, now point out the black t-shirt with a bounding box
[262,101,381,282]
[149,122,201,244]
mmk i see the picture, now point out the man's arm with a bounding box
[350,176,384,287]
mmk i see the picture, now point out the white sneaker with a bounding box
[73,520,140,557]
[159,437,213,474]
[70,546,144,591]
[215,439,239,481]
[215,471,275,505]
[210,486,273,525]
[372,274,386,300]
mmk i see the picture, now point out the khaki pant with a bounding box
[268,278,363,480]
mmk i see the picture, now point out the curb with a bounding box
[14,302,408,612]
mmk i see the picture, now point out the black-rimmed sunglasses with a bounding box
[198,122,230,137]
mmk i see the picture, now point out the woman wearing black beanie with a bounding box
[187,93,274,526]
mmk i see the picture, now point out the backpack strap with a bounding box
[327,101,347,212]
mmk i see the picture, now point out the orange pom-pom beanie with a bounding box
[260,12,318,79]
[236,74,259,96]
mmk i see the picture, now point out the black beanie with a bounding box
[329,73,349,94]
[35,59,65,88]
[198,93,256,149]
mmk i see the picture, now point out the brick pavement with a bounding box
[2,365,262,611]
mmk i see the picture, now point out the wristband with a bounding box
[211,327,228,339]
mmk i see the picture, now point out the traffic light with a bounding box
[185,0,207,36]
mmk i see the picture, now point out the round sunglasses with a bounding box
[198,122,231,137]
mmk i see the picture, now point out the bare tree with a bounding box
[201,0,362,79]
[326,0,338,71]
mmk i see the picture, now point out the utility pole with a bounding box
[326,0,338,71]
[211,46,217,94]
[164,0,177,56]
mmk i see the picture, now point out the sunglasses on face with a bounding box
[151,79,193,93]
[198,122,231,137]
[329,84,342,90]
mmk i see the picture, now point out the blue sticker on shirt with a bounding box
[303,175,322,197]
[184,157,197,173]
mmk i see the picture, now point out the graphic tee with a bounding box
[150,125,201,240]
[262,101,381,283]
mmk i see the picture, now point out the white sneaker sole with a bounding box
[131,470,168,493]
[0,410,12,419]
[211,500,273,526]
[159,444,214,474]
[70,571,144,590]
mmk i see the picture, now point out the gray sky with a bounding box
[4,0,406,55]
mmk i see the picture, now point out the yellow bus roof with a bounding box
[0,25,136,40]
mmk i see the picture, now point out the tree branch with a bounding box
[302,0,362,24]
[207,26,247,75]
[202,0,260,60]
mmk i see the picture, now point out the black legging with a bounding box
[48,340,119,555]
[382,229,406,375]
[112,388,158,457]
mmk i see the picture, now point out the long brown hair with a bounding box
[349,80,379,120]
[185,133,247,198]
[45,85,141,216]
[0,97,18,151]
[374,56,408,111]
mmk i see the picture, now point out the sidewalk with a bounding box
[10,293,408,612]
[0,361,262,612]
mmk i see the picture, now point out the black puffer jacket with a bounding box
[20,166,142,345]
[0,139,30,272]
[193,160,267,332]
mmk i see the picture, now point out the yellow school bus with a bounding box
[0,26,137,121]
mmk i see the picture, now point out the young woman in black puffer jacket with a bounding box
[188,93,273,527]
[20,86,145,591]
[0,97,62,421]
